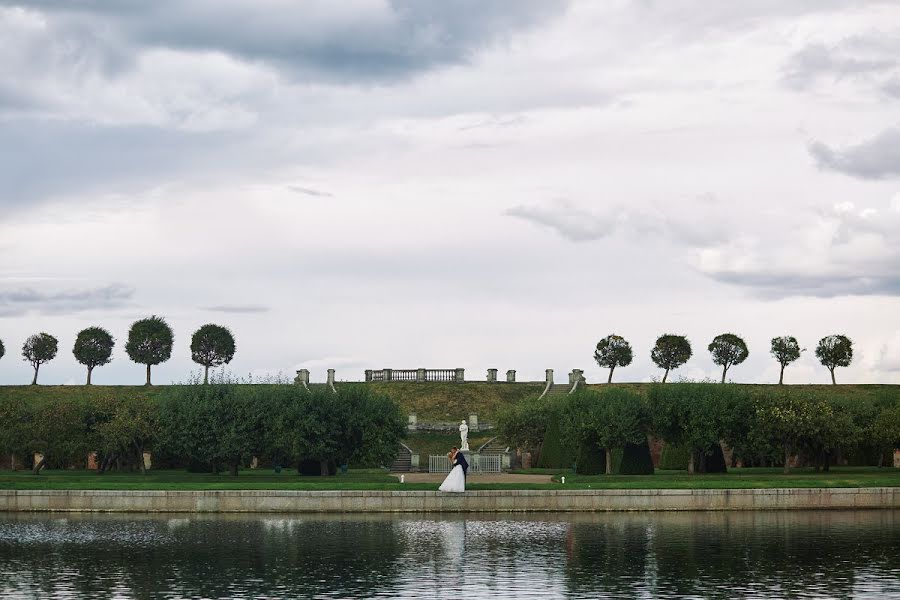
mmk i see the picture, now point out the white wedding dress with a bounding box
[439,463,466,492]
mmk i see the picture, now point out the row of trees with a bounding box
[0,317,235,385]
[0,378,406,476]
[499,384,900,475]
[594,333,853,384]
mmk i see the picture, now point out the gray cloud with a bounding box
[0,283,134,316]
[287,186,333,198]
[202,304,270,314]
[782,39,897,90]
[505,200,621,242]
[704,270,900,299]
[809,128,900,179]
[3,1,568,83]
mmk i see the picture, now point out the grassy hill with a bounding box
[0,381,545,422]
[0,382,895,426]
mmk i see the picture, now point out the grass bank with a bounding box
[1,467,897,491]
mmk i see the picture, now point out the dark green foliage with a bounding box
[594,334,633,383]
[702,443,728,473]
[125,316,174,385]
[497,394,553,455]
[575,436,605,475]
[537,413,568,469]
[771,336,803,385]
[157,378,405,476]
[73,326,115,385]
[618,440,654,475]
[22,332,58,385]
[708,333,749,383]
[658,443,690,470]
[815,334,853,385]
[190,324,236,384]
[0,337,5,362]
[651,335,692,383]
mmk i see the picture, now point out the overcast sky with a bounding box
[1,0,899,386]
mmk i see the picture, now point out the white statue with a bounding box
[459,419,469,451]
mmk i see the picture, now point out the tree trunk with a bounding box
[320,460,329,476]
[607,366,614,384]
[32,456,45,475]
[662,368,669,384]
[830,368,836,385]
[823,452,830,472]
[605,447,612,475]
[204,365,210,384]
[721,365,728,384]
[783,443,791,474]
[146,364,152,386]
[86,366,93,386]
[31,364,39,385]
[698,450,707,473]
[230,462,239,477]
[778,364,784,385]
[688,450,695,474]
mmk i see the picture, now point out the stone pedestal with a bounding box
[506,370,516,382]
[545,369,554,384]
[408,414,418,431]
[416,368,426,383]
[142,452,152,471]
[454,368,465,382]
[486,369,498,383]
[295,369,310,388]
[469,414,479,432]
[327,369,337,393]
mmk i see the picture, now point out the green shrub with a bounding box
[659,443,690,470]
[575,434,605,475]
[619,440,655,475]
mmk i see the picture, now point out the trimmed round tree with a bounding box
[770,336,803,385]
[73,326,115,385]
[125,315,174,385]
[594,334,633,383]
[191,323,236,384]
[22,332,58,385]
[708,333,749,383]
[815,334,852,385]
[650,334,692,383]
[0,337,4,362]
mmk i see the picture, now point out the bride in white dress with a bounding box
[439,451,465,492]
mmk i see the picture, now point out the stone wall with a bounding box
[1,488,897,513]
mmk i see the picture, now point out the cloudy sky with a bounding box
[1,0,899,386]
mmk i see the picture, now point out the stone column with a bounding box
[142,452,152,471]
[327,369,337,393]
[486,368,498,383]
[506,369,516,382]
[469,413,479,432]
[295,369,310,388]
[416,368,426,383]
[383,368,393,382]
[365,369,373,382]
[455,368,465,383]
[408,414,418,430]
[545,369,554,384]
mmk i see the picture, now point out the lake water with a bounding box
[1,510,898,598]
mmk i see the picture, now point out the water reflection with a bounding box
[0,511,897,598]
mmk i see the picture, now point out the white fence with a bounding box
[428,454,501,474]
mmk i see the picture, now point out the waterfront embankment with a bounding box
[1,487,898,513]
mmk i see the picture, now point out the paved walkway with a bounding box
[393,473,554,484]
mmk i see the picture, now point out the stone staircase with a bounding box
[543,383,571,398]
[390,445,412,472]
[478,437,509,455]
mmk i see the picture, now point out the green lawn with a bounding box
[1,467,897,491]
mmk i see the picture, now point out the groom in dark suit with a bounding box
[452,447,468,478]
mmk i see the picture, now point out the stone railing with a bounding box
[365,368,465,383]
